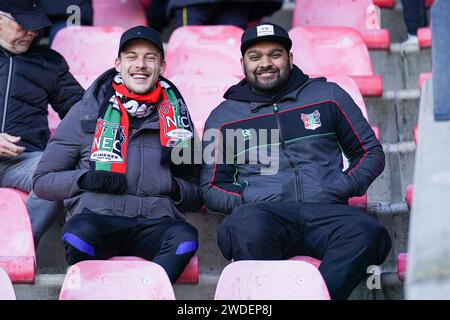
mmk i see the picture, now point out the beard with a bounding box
[244,64,292,94]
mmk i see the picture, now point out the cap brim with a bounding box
[241,35,292,55]
[13,12,52,31]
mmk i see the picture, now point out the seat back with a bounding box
[165,25,243,78]
[0,267,15,300]
[0,188,36,283]
[93,0,147,29]
[59,260,176,300]
[51,26,124,88]
[214,260,330,300]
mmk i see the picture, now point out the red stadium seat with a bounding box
[109,255,199,284]
[169,74,241,136]
[418,27,431,48]
[292,0,390,49]
[289,256,322,268]
[140,0,151,10]
[289,26,383,96]
[373,0,395,8]
[0,267,15,300]
[419,72,432,90]
[214,260,330,300]
[406,184,413,208]
[51,26,124,89]
[397,253,408,281]
[0,188,36,284]
[426,0,434,7]
[59,260,176,300]
[414,124,418,146]
[93,0,147,29]
[165,25,243,78]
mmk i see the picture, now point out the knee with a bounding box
[62,215,99,243]
[355,222,392,261]
[163,223,199,256]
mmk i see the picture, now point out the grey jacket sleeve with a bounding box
[332,83,385,197]
[199,111,244,214]
[32,103,89,201]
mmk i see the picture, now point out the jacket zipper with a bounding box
[2,54,13,132]
[273,103,303,203]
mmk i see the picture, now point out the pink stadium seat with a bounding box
[414,124,418,146]
[59,260,176,300]
[109,255,199,284]
[93,0,147,29]
[165,25,243,78]
[292,0,390,49]
[169,74,241,136]
[140,0,151,10]
[406,184,413,209]
[418,27,431,48]
[419,72,432,90]
[373,0,395,8]
[288,256,322,268]
[0,267,15,300]
[48,106,61,136]
[426,0,434,7]
[397,253,408,281]
[51,26,124,89]
[0,188,36,284]
[214,260,330,300]
[289,26,383,96]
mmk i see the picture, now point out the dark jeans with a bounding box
[62,213,198,283]
[401,0,428,35]
[218,201,392,300]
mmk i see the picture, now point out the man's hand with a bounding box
[0,133,26,157]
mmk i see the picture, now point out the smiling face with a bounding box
[0,12,38,54]
[241,41,293,94]
[115,38,166,94]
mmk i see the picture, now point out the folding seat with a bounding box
[109,255,200,284]
[418,27,432,48]
[397,253,408,281]
[426,0,434,7]
[0,267,16,300]
[0,188,36,284]
[214,260,330,299]
[93,0,147,29]
[140,0,151,10]
[169,74,241,136]
[289,26,383,96]
[419,72,432,90]
[288,256,322,268]
[372,0,395,8]
[292,0,390,49]
[164,25,243,78]
[51,26,124,89]
[59,260,176,300]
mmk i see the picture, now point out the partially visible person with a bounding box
[167,0,283,30]
[0,0,84,247]
[400,0,427,48]
[146,0,170,33]
[41,0,93,45]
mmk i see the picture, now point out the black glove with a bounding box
[78,171,127,194]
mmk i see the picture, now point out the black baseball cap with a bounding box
[0,0,51,31]
[118,25,164,58]
[241,22,292,56]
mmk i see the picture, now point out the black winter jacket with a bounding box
[0,46,84,152]
[200,66,385,214]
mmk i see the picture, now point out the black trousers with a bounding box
[217,202,392,300]
[62,213,198,283]
[401,0,428,35]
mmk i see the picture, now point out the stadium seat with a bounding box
[109,255,199,284]
[169,74,241,136]
[418,27,431,48]
[426,0,434,7]
[0,188,36,284]
[289,26,383,96]
[51,26,124,89]
[214,260,330,300]
[373,0,395,8]
[164,25,243,78]
[289,256,322,268]
[292,0,390,49]
[59,260,176,300]
[48,106,61,136]
[0,267,15,300]
[419,72,432,90]
[140,0,151,10]
[406,184,413,208]
[93,0,147,29]
[397,253,408,281]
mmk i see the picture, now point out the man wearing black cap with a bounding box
[0,0,84,247]
[200,22,392,300]
[33,26,202,284]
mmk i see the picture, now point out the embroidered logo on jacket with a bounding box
[301,110,322,130]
